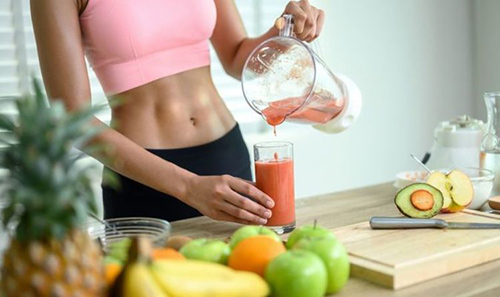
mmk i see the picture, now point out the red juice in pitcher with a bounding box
[261,93,345,126]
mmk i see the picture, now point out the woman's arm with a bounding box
[30,0,273,224]
[30,0,193,200]
[211,0,325,80]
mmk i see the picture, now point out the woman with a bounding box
[31,0,325,224]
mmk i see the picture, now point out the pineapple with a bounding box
[0,80,105,296]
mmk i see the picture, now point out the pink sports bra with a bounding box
[80,0,217,95]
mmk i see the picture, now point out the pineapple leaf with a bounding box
[32,78,48,108]
[0,78,113,242]
[102,167,121,190]
[0,114,15,131]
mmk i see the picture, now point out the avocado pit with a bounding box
[410,189,434,211]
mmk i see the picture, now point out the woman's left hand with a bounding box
[279,0,325,42]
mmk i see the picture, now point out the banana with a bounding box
[109,237,170,297]
[110,237,268,297]
[121,263,170,297]
[154,259,232,276]
[151,260,269,297]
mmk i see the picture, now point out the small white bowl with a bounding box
[394,170,429,189]
[460,167,495,210]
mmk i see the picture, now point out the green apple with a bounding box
[294,236,350,294]
[265,250,327,297]
[103,255,124,266]
[229,226,281,249]
[286,224,335,249]
[106,238,132,263]
[179,238,231,264]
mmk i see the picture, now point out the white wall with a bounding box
[473,0,500,121]
[245,0,477,199]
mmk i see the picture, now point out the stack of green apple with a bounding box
[267,224,350,297]
[103,238,132,265]
[178,224,349,297]
[177,225,281,264]
[179,237,232,264]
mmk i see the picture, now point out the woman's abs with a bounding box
[109,66,236,149]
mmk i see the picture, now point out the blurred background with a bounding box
[1,0,499,215]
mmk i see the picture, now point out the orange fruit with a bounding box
[104,263,122,286]
[152,247,185,260]
[228,235,286,277]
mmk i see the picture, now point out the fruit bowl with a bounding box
[86,217,171,253]
[394,170,429,189]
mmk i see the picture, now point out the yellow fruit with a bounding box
[110,237,267,297]
[151,259,269,297]
[120,264,169,297]
[427,170,474,213]
[1,230,105,296]
[109,238,169,297]
[0,80,106,296]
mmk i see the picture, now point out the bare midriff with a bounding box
[109,66,236,149]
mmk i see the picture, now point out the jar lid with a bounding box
[434,115,485,147]
[443,115,484,131]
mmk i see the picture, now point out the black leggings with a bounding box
[102,124,252,221]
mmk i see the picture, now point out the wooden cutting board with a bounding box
[332,209,500,290]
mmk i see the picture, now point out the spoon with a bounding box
[87,212,123,235]
[87,212,125,253]
[410,154,432,174]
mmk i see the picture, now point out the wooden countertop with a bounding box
[171,183,500,297]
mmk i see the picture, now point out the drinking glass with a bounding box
[254,141,295,234]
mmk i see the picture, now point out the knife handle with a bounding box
[370,217,448,229]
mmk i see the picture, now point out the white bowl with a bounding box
[460,167,495,210]
[394,170,429,189]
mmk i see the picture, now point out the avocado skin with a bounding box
[395,183,444,219]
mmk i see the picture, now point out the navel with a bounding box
[190,117,197,126]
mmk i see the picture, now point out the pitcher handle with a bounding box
[276,14,326,61]
[276,14,295,37]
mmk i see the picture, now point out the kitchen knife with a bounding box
[370,217,500,229]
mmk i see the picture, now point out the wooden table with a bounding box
[171,183,500,297]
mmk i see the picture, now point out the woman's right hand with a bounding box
[183,175,275,225]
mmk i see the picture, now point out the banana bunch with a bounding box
[110,238,269,297]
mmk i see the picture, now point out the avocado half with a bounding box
[395,183,444,219]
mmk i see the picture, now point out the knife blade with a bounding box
[370,217,500,229]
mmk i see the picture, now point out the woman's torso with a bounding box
[110,68,235,148]
[79,0,235,149]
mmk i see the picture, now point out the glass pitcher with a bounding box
[481,92,500,195]
[241,14,362,133]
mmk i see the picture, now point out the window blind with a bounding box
[1,0,289,134]
[0,0,22,115]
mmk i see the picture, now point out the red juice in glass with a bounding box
[254,142,295,234]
